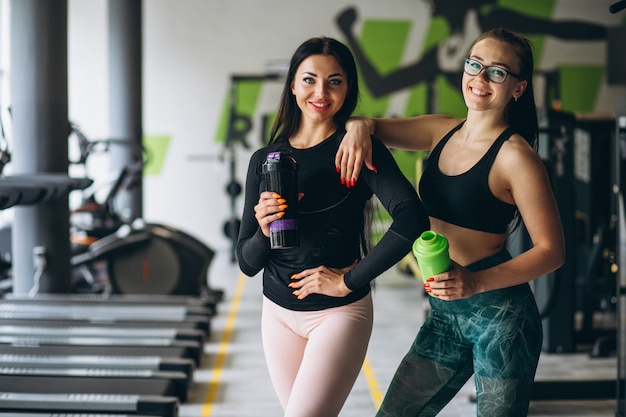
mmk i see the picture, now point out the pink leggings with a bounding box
[262,293,374,417]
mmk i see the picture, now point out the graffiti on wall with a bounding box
[214,0,623,179]
[339,1,609,117]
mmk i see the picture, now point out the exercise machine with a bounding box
[3,291,218,317]
[0,367,189,403]
[0,393,179,416]
[66,124,222,300]
[0,324,205,345]
[0,354,194,379]
[0,170,191,416]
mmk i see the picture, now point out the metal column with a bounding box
[10,0,70,294]
[108,0,143,221]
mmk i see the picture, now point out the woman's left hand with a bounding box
[424,261,483,300]
[336,117,375,186]
[289,261,357,299]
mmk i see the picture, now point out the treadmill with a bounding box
[0,412,158,417]
[3,292,219,316]
[0,336,202,366]
[0,413,158,417]
[0,393,179,416]
[0,324,206,345]
[0,304,211,335]
[0,301,211,317]
[0,175,196,416]
[0,367,189,403]
[0,354,194,380]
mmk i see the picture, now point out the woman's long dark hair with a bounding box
[468,28,539,151]
[268,37,360,145]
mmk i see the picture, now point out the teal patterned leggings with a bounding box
[376,250,542,417]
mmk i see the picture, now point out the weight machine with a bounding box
[222,70,287,263]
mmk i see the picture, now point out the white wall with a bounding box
[68,0,431,257]
[65,0,626,262]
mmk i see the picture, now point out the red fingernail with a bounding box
[336,166,340,173]
[341,177,345,185]
[372,165,378,173]
[351,178,356,186]
[427,277,435,282]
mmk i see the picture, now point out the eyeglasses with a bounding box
[463,58,523,84]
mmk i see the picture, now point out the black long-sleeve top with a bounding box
[237,130,429,311]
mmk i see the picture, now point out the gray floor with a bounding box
[182,250,620,417]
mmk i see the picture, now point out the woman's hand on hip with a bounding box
[289,261,357,299]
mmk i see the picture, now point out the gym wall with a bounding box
[65,0,626,257]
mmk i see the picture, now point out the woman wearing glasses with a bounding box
[337,28,565,416]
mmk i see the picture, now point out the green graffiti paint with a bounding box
[423,17,450,51]
[214,80,264,144]
[353,19,426,181]
[143,135,171,176]
[558,65,604,113]
[404,83,429,118]
[357,20,411,117]
[436,75,466,118]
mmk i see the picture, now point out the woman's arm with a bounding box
[342,137,430,291]
[336,115,459,184]
[236,150,273,276]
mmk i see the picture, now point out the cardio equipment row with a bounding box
[0,165,221,416]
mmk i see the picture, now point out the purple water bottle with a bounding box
[263,152,299,249]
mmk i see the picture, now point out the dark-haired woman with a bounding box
[236,36,428,417]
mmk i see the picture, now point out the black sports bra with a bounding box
[418,122,517,234]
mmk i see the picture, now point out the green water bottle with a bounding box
[412,231,450,287]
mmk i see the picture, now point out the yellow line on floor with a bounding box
[362,356,383,409]
[201,271,247,417]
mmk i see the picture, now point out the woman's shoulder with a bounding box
[250,147,268,163]
[248,145,283,170]
[495,131,544,176]
[500,131,536,157]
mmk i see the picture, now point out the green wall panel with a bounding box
[357,20,411,118]
[558,65,605,113]
[143,135,170,176]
